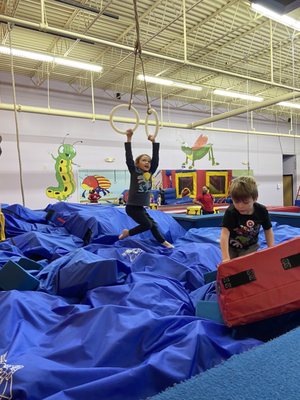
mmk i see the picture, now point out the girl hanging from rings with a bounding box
[118,128,174,248]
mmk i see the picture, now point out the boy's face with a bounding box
[232,197,256,215]
[136,155,151,171]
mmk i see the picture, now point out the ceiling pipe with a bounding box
[196,126,300,138]
[189,91,300,128]
[0,102,299,138]
[1,14,300,93]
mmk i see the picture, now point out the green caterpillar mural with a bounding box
[46,137,82,201]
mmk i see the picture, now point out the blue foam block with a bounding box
[17,258,43,271]
[203,270,217,284]
[0,260,40,291]
[196,300,224,324]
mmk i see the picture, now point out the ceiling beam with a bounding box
[1,13,300,93]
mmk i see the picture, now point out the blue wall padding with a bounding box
[0,260,40,291]
[164,188,176,200]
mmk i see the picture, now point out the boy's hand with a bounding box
[126,129,133,141]
[221,258,230,263]
[148,134,155,143]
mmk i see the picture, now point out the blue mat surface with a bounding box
[149,326,300,400]
[0,203,299,399]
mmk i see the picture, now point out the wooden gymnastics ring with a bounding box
[109,104,140,135]
[145,108,159,138]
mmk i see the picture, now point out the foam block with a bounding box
[0,260,40,291]
[217,237,300,327]
[204,270,217,284]
[17,258,43,271]
[196,300,224,324]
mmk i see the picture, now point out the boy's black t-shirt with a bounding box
[221,202,272,249]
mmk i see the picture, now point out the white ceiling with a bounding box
[1,0,300,122]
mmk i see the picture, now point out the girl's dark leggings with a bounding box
[125,205,165,243]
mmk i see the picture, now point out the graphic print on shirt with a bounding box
[137,171,152,192]
[230,219,260,248]
[0,353,24,400]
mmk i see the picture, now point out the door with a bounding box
[283,174,293,206]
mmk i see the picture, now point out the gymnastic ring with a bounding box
[145,108,159,138]
[109,104,140,135]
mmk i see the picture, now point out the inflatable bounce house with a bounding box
[149,169,233,208]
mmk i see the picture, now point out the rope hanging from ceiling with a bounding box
[8,23,26,206]
[109,0,159,137]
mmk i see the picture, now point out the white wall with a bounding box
[0,73,299,209]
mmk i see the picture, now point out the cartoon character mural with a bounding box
[81,175,111,200]
[181,134,219,169]
[46,136,82,201]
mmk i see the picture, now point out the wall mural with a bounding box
[181,134,219,169]
[78,170,129,204]
[78,170,162,204]
[46,138,81,201]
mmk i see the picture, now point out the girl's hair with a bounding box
[229,176,258,201]
[135,154,151,164]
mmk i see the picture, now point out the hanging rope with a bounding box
[129,0,151,114]
[9,24,26,206]
[110,0,159,137]
[245,80,251,175]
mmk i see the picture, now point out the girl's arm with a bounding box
[124,129,135,171]
[148,135,159,173]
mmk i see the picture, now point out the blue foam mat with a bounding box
[149,326,300,400]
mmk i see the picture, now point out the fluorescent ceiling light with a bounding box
[213,89,264,102]
[137,74,202,91]
[173,82,202,91]
[137,74,173,86]
[278,101,300,109]
[251,3,300,31]
[54,57,102,72]
[0,46,53,62]
[0,46,102,72]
